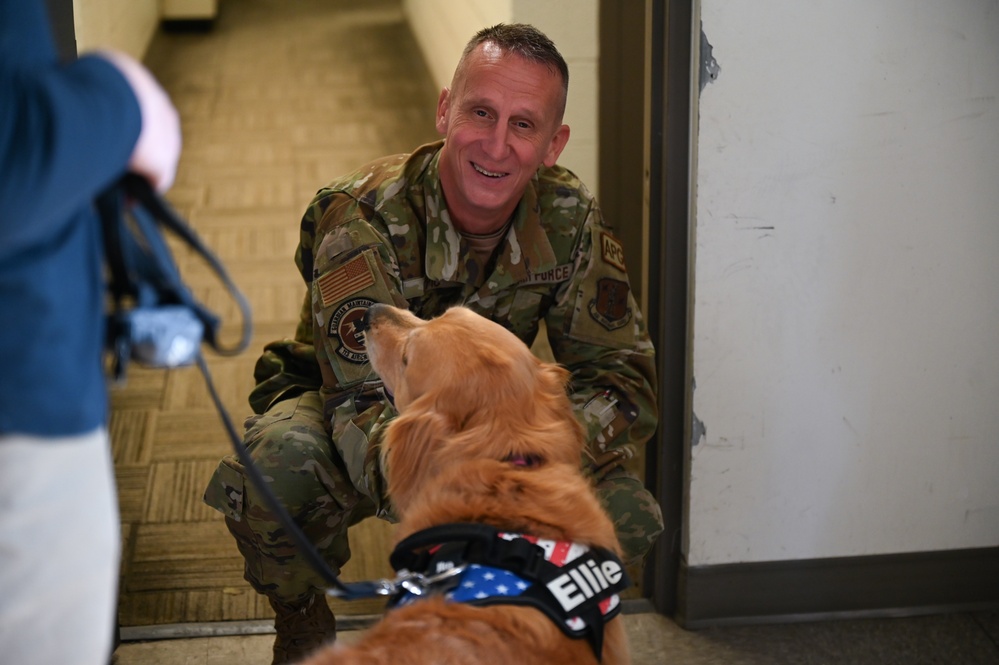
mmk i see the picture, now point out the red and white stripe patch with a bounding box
[317,255,375,307]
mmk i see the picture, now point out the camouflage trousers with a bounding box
[203,391,664,604]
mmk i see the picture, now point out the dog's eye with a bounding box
[401,353,408,367]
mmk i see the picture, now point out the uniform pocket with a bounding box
[203,456,246,521]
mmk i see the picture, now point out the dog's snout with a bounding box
[360,302,392,332]
[356,305,373,333]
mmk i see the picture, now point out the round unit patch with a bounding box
[328,298,375,363]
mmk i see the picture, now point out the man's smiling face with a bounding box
[435,42,570,235]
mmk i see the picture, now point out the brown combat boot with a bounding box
[269,595,336,665]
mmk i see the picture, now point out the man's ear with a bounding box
[542,123,571,168]
[435,87,451,136]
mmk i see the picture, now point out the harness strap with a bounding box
[389,523,630,662]
[391,523,547,577]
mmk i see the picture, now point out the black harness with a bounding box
[387,523,630,661]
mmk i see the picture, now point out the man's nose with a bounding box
[482,122,510,161]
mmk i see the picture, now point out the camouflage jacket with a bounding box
[252,141,658,512]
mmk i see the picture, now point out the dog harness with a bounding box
[388,523,630,661]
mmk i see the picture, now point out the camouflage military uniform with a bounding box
[204,141,663,604]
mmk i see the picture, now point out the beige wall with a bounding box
[72,0,159,59]
[403,0,510,91]
[402,0,600,194]
[510,0,598,197]
[70,0,599,190]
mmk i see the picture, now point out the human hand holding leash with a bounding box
[97,49,181,193]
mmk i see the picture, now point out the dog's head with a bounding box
[362,304,584,512]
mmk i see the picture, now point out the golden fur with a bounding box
[300,304,629,665]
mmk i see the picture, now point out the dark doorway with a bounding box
[599,0,693,615]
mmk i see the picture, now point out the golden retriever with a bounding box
[300,304,630,665]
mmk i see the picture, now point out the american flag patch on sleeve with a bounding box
[317,254,375,307]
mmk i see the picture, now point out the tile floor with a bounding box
[109,0,999,663]
[114,610,999,664]
[111,0,438,629]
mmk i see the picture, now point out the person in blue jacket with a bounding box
[0,2,181,663]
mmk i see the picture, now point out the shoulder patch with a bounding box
[600,232,627,273]
[328,298,375,364]
[317,254,375,307]
[588,278,633,331]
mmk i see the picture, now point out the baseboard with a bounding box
[677,546,999,629]
[120,614,383,642]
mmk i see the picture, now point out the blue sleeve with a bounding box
[0,0,142,255]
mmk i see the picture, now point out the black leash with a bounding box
[194,353,394,599]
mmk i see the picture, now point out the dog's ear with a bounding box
[536,361,575,422]
[381,407,453,513]
[531,360,586,464]
[536,360,572,397]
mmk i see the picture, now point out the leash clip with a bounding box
[396,564,467,597]
[325,564,467,600]
[323,577,397,599]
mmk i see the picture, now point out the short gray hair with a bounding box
[456,23,569,119]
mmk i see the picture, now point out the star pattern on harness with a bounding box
[451,564,529,602]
